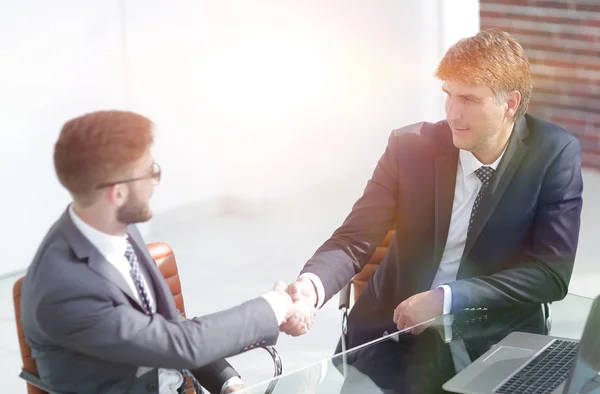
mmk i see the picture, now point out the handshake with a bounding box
[271,278,318,337]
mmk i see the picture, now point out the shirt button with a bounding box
[147,383,158,392]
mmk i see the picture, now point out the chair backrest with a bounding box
[13,241,193,394]
[351,229,395,302]
[13,277,45,394]
[148,242,187,318]
[147,242,195,394]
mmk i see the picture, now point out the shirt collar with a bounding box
[459,145,507,179]
[68,204,128,258]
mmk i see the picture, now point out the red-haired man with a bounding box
[20,110,315,394]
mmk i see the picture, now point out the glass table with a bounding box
[246,294,596,394]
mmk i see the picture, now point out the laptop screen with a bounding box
[564,294,600,394]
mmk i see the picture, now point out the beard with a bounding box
[116,192,152,225]
[450,123,496,154]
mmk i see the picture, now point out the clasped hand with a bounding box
[273,278,317,336]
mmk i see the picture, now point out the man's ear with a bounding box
[106,184,128,207]
[506,90,521,119]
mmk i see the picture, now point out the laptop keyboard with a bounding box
[495,339,579,394]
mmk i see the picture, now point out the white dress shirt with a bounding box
[300,148,506,373]
[69,206,287,394]
[431,148,505,314]
[301,148,506,312]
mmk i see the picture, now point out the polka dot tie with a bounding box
[468,166,495,233]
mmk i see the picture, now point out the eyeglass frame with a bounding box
[96,162,161,189]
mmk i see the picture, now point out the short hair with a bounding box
[434,29,532,120]
[54,110,154,204]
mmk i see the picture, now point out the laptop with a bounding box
[443,294,600,394]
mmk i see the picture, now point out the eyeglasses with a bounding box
[96,162,161,189]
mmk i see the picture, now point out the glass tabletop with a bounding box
[246,294,596,394]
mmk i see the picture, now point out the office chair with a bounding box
[13,241,282,394]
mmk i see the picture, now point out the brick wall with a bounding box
[480,0,600,169]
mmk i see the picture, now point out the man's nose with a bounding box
[445,99,462,121]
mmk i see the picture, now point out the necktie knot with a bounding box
[124,242,136,263]
[474,166,494,185]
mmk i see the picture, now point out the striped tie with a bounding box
[125,242,204,394]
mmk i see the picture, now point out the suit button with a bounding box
[147,383,158,392]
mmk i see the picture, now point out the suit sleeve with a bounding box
[35,283,280,370]
[171,313,240,393]
[168,281,240,390]
[299,129,402,304]
[449,138,583,311]
[190,360,239,394]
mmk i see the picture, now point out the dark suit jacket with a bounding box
[20,210,279,394]
[301,114,583,348]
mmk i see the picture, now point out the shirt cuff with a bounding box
[298,273,325,309]
[221,376,244,394]
[261,291,289,325]
[439,284,453,315]
[441,314,454,343]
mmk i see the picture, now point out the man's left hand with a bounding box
[393,288,444,335]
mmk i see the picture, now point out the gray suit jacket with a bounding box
[20,209,279,394]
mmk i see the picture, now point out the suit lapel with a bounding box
[433,151,459,267]
[462,117,530,260]
[57,209,145,310]
[127,227,178,320]
[87,248,145,310]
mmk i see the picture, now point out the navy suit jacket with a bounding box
[301,114,583,347]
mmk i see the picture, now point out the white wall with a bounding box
[125,0,451,211]
[0,0,479,276]
[0,1,126,275]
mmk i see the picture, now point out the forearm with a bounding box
[448,259,572,312]
[300,130,401,305]
[39,295,279,370]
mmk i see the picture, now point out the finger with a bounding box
[280,316,299,333]
[291,323,308,337]
[288,318,308,336]
[273,280,287,292]
[281,314,305,334]
[305,315,314,330]
[286,314,301,327]
[396,313,405,332]
[411,325,427,335]
[287,282,303,301]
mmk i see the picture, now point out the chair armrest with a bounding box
[543,302,552,333]
[338,282,351,310]
[257,345,282,394]
[20,369,69,394]
[259,345,282,378]
[338,283,351,376]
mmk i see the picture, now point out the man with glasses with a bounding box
[20,110,315,394]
